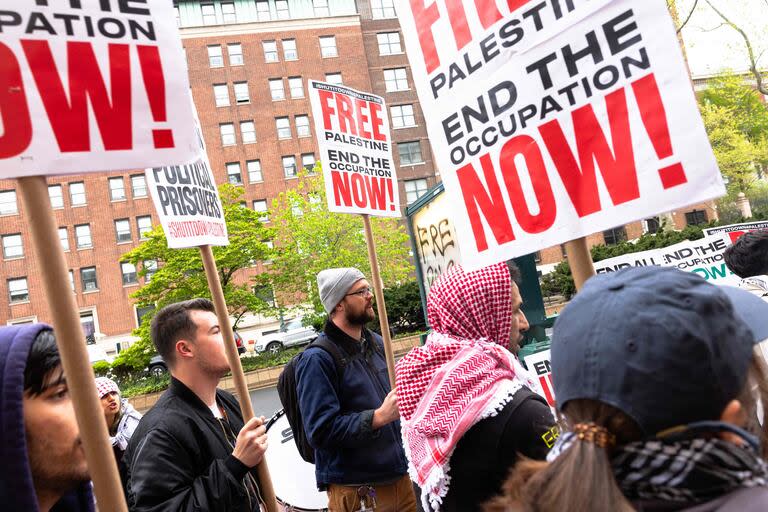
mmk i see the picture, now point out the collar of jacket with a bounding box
[169,376,222,417]
[324,319,375,356]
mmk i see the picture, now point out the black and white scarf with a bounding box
[548,429,768,504]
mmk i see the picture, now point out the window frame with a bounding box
[74,224,92,249]
[80,266,99,292]
[48,185,64,209]
[2,233,23,259]
[226,162,243,184]
[247,160,263,183]
[295,115,311,138]
[377,32,402,55]
[220,123,236,146]
[319,35,337,58]
[282,155,297,178]
[233,81,249,104]
[114,218,132,243]
[263,40,279,62]
[390,104,416,128]
[131,174,147,197]
[276,117,292,139]
[108,177,126,201]
[288,76,304,98]
[69,182,86,206]
[269,78,285,101]
[384,68,409,92]
[282,39,298,61]
[207,45,223,67]
[121,262,138,286]
[240,120,256,144]
[227,43,244,65]
[398,141,424,165]
[136,216,153,240]
[404,178,428,204]
[8,277,29,303]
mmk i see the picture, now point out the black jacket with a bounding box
[441,388,556,512]
[123,378,262,512]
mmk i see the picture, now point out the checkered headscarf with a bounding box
[95,377,120,399]
[395,263,536,511]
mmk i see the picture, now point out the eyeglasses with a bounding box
[345,286,373,298]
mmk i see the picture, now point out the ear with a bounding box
[176,339,194,360]
[719,400,748,446]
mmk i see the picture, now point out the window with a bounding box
[58,227,69,251]
[207,45,223,67]
[319,35,337,57]
[391,104,415,128]
[8,278,29,303]
[213,84,229,107]
[685,209,707,226]
[253,200,269,222]
[136,304,155,327]
[282,156,297,178]
[313,0,330,17]
[221,2,236,23]
[295,115,310,137]
[247,160,263,183]
[263,40,278,62]
[276,117,291,139]
[143,260,158,282]
[69,182,86,206]
[371,0,396,18]
[603,226,627,245]
[240,121,256,143]
[0,190,17,215]
[137,216,152,239]
[201,3,216,25]
[80,311,96,343]
[404,178,428,204]
[534,251,542,263]
[48,185,63,208]
[377,32,402,55]
[325,72,342,85]
[69,270,74,291]
[115,219,132,243]
[302,153,316,172]
[121,262,138,285]
[275,0,290,19]
[398,141,423,165]
[384,68,408,91]
[228,43,243,65]
[256,0,270,21]
[282,39,297,60]
[269,78,285,100]
[80,267,98,292]
[2,234,22,259]
[644,217,661,234]
[226,162,242,184]
[75,224,92,249]
[108,177,125,201]
[254,284,276,307]
[234,81,249,103]
[131,174,147,197]
[200,4,216,25]
[288,76,304,98]
[220,123,236,145]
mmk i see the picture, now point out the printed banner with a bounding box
[146,115,228,249]
[523,349,554,407]
[308,80,400,217]
[704,221,768,243]
[0,0,199,177]
[593,233,739,285]
[394,0,724,269]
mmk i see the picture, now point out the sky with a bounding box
[676,0,768,77]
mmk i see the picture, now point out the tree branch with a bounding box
[676,0,699,33]
[705,0,767,95]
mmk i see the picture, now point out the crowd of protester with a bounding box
[3,232,768,511]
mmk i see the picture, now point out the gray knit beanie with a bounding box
[317,267,366,314]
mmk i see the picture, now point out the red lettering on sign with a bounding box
[0,43,32,158]
[336,93,357,136]
[137,45,174,149]
[539,374,555,406]
[319,89,336,130]
[539,85,638,217]
[331,171,392,211]
[354,98,372,139]
[22,40,133,152]
[370,101,386,142]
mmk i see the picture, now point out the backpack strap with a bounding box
[310,335,349,371]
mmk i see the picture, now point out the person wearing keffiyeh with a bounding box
[94,377,141,481]
[395,262,556,512]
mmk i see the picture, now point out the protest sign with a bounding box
[394,0,724,269]
[308,80,400,217]
[523,349,554,407]
[0,0,198,176]
[704,221,768,243]
[593,233,740,285]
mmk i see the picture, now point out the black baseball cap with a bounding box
[551,266,764,436]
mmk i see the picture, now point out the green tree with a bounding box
[267,170,413,325]
[112,184,275,370]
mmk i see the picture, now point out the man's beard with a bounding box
[199,357,230,379]
[348,306,375,326]
[26,434,89,495]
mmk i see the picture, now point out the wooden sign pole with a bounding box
[361,214,397,388]
[17,176,128,512]
[564,237,596,291]
[199,245,278,512]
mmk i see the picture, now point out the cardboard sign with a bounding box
[308,80,400,217]
[704,221,768,243]
[0,1,198,176]
[593,233,740,285]
[146,117,228,249]
[394,0,724,269]
[523,349,554,407]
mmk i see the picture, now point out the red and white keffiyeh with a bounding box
[395,263,536,511]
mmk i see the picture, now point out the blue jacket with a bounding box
[295,320,408,487]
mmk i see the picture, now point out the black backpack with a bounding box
[277,336,349,464]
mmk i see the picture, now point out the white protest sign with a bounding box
[308,80,400,217]
[704,221,768,243]
[394,0,725,269]
[523,349,555,407]
[593,233,740,286]
[412,189,463,294]
[0,0,199,176]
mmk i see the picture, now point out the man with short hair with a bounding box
[724,229,768,298]
[0,324,94,512]
[296,268,416,512]
[124,298,268,511]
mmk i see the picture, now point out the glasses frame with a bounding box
[345,286,373,298]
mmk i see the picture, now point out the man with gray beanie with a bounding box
[295,267,416,511]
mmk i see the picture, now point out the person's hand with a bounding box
[372,389,400,429]
[232,416,268,468]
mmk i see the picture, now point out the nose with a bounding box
[518,311,529,332]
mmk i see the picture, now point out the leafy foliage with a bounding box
[112,184,275,371]
[382,281,426,335]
